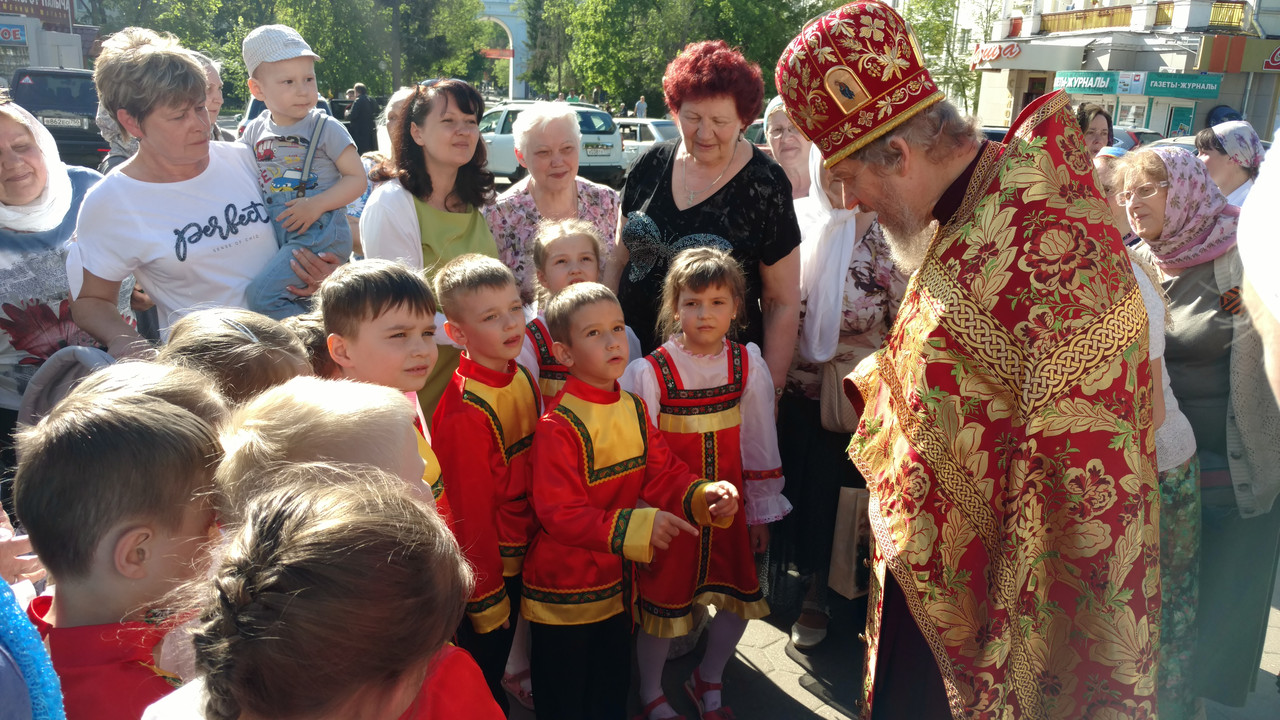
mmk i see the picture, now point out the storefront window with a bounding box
[1116,102,1146,128]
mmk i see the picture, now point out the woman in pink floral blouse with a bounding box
[481,102,619,305]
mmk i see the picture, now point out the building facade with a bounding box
[972,0,1279,140]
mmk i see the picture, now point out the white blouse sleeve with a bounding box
[741,342,791,525]
[1130,259,1165,361]
[619,356,661,425]
[361,180,423,268]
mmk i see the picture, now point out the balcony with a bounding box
[1040,4,1133,33]
[1207,0,1248,30]
[1154,1,1174,26]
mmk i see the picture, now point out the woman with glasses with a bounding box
[763,96,811,200]
[361,79,498,421]
[1121,145,1280,717]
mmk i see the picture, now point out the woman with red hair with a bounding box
[605,41,800,392]
[603,40,800,720]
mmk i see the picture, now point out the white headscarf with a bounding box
[797,144,872,363]
[0,103,73,233]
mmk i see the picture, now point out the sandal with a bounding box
[632,694,686,720]
[500,669,535,712]
[684,668,735,720]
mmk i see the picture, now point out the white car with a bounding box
[479,101,626,188]
[616,117,679,170]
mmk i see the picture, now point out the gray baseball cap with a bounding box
[242,24,321,77]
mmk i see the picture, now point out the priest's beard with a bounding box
[872,183,938,275]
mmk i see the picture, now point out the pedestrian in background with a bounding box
[635,95,647,118]
[348,82,377,156]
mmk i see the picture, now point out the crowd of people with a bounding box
[0,2,1278,720]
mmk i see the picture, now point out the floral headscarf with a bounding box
[1212,120,1265,170]
[0,102,72,233]
[1144,146,1239,270]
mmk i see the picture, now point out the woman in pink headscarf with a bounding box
[1121,145,1280,716]
[1194,120,1266,206]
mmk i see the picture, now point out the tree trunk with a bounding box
[390,2,403,88]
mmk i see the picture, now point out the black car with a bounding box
[10,67,109,168]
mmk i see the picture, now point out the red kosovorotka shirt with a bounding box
[432,354,542,633]
[520,375,732,627]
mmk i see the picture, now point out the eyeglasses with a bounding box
[1116,181,1169,207]
[767,125,802,141]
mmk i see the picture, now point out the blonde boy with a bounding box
[430,253,541,710]
[14,392,222,720]
[216,376,432,519]
[240,24,365,319]
[521,282,740,719]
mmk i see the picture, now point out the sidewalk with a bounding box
[508,570,1280,719]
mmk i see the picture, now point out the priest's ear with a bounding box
[885,135,913,177]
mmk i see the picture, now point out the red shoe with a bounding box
[632,695,686,720]
[683,668,735,720]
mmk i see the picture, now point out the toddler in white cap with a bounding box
[239,24,364,319]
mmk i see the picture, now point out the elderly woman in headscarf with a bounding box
[0,100,127,495]
[1122,145,1280,715]
[763,95,811,200]
[1194,120,1265,206]
[774,145,906,649]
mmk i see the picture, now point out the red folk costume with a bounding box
[621,339,789,637]
[432,354,542,633]
[521,376,732,627]
[520,315,568,406]
[778,4,1160,719]
[27,595,179,720]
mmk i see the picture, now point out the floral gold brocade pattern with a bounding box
[848,90,1160,719]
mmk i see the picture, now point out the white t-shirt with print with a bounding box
[240,109,353,196]
[68,142,277,335]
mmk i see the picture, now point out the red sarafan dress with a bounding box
[519,315,568,408]
[621,337,791,638]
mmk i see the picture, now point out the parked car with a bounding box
[744,118,771,158]
[236,95,333,138]
[616,117,679,170]
[1112,126,1164,151]
[981,126,1009,143]
[1147,134,1271,154]
[479,100,625,187]
[10,67,109,168]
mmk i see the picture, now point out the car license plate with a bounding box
[40,117,83,128]
[586,147,609,156]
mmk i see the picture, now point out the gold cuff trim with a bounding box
[468,596,511,635]
[623,507,657,563]
[502,555,524,577]
[690,483,734,529]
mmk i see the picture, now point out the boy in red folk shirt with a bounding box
[431,254,542,713]
[15,392,222,720]
[522,282,740,720]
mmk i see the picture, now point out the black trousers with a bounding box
[454,574,521,714]
[529,612,631,720]
[871,572,952,720]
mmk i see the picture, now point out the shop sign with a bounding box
[1196,35,1280,74]
[1265,46,1280,71]
[1052,71,1116,94]
[1143,72,1221,99]
[0,24,25,45]
[972,42,1021,67]
[0,0,73,30]
[1116,71,1146,95]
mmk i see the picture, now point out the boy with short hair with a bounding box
[240,24,366,319]
[14,392,222,720]
[523,282,740,720]
[317,259,447,511]
[430,253,541,710]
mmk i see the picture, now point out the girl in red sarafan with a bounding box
[621,246,790,720]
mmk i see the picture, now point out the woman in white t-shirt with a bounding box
[68,31,334,356]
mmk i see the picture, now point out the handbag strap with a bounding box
[295,112,327,199]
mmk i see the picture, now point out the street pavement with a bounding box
[507,570,1280,720]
